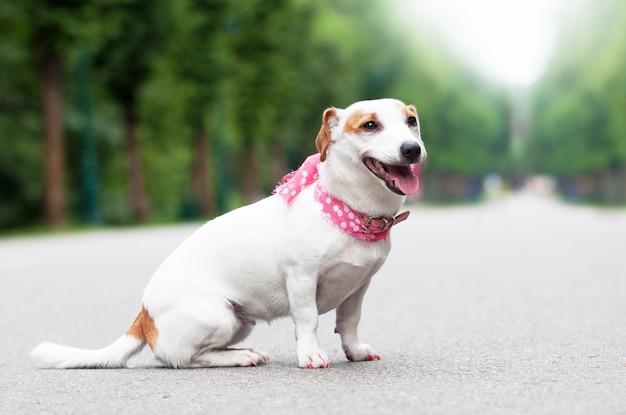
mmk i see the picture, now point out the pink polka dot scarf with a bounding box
[274,153,410,242]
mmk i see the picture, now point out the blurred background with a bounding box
[0,0,624,232]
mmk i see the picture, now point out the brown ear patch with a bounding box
[342,111,379,135]
[316,108,336,162]
[126,305,159,350]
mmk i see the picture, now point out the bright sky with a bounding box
[396,0,564,86]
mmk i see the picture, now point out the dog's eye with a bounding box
[362,121,378,130]
[407,116,418,127]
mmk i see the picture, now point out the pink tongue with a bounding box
[388,165,420,195]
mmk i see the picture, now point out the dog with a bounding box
[31,98,426,369]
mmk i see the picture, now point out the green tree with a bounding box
[94,0,174,222]
[169,0,230,217]
[0,3,42,229]
[528,0,626,201]
[227,0,294,200]
[19,1,97,226]
[0,0,518,231]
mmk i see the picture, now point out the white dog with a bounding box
[31,98,426,369]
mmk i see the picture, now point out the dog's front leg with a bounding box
[335,279,381,362]
[286,269,329,368]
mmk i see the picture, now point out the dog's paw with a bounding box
[298,349,330,369]
[230,349,270,367]
[190,348,270,368]
[249,348,271,365]
[344,343,381,362]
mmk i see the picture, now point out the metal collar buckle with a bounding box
[362,210,410,234]
[363,215,395,232]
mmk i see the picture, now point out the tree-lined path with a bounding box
[1,193,625,414]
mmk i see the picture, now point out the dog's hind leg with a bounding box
[188,347,270,368]
[150,299,268,368]
[186,321,270,368]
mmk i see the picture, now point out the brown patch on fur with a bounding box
[316,107,337,162]
[403,104,420,132]
[342,110,379,136]
[404,104,418,119]
[126,306,159,350]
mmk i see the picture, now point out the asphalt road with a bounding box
[1,193,625,414]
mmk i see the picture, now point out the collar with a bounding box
[274,153,410,242]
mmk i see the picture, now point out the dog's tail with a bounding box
[30,306,156,369]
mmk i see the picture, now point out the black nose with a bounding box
[400,142,421,163]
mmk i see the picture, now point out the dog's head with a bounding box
[315,98,426,196]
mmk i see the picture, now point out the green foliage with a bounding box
[528,0,626,195]
[0,0,514,231]
[94,0,175,116]
[426,79,507,177]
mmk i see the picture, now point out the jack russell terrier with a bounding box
[31,98,426,369]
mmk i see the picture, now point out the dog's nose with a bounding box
[400,142,421,163]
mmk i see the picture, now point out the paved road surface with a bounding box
[1,193,625,414]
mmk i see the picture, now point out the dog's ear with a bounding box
[316,107,339,162]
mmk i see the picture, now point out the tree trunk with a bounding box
[242,144,261,202]
[190,125,214,217]
[270,139,288,186]
[125,114,150,222]
[42,54,66,227]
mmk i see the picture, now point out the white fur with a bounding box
[30,98,426,369]
[31,337,144,369]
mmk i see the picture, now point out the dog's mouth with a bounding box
[363,157,420,195]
